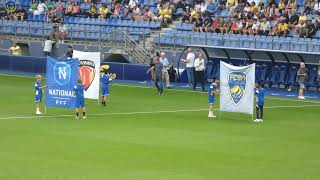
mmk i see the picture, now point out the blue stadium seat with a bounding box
[287,66,298,86]
[278,66,287,85]
[306,67,318,89]
[269,65,280,85]
[260,64,268,83]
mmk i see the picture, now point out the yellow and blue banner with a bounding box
[220,61,255,114]
[45,57,79,109]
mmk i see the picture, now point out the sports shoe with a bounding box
[300,96,305,100]
[75,116,79,120]
[83,116,87,119]
[260,119,263,122]
[253,119,260,122]
[208,114,216,118]
[36,111,42,115]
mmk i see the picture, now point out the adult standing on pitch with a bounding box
[148,45,160,82]
[147,57,164,95]
[193,53,206,91]
[181,48,195,87]
[297,62,308,100]
[159,52,172,88]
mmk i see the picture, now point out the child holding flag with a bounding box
[208,81,221,118]
[254,83,265,122]
[100,65,112,106]
[74,79,86,119]
[35,75,46,115]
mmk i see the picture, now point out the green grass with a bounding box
[0,75,320,180]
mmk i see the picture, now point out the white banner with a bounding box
[73,50,101,99]
[219,61,255,114]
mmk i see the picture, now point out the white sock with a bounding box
[36,108,40,112]
[208,110,213,115]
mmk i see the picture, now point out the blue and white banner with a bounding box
[45,57,79,109]
[220,61,255,115]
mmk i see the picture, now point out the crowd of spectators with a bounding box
[1,0,320,38]
[178,0,320,38]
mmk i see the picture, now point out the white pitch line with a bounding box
[0,104,320,120]
[0,109,208,120]
[1,73,320,103]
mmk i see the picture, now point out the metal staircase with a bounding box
[103,30,150,64]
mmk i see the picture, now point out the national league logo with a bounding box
[228,72,246,105]
[54,62,71,86]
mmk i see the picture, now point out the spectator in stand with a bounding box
[180,6,191,22]
[189,7,200,22]
[275,20,289,36]
[43,36,54,57]
[58,23,68,43]
[192,15,203,32]
[129,0,139,12]
[297,62,307,100]
[87,3,97,18]
[33,0,47,15]
[226,0,237,11]
[9,43,21,56]
[56,0,65,12]
[161,5,173,26]
[0,4,6,20]
[259,18,271,35]
[98,4,110,19]
[296,20,306,37]
[243,19,253,35]
[211,16,222,33]
[278,0,286,13]
[193,53,205,91]
[313,0,320,15]
[202,15,213,32]
[304,20,316,38]
[112,3,125,19]
[299,12,307,23]
[251,18,260,35]
[269,3,280,20]
[287,0,297,15]
[13,4,27,21]
[71,2,80,17]
[46,0,56,10]
[221,16,232,34]
[65,1,73,16]
[143,7,156,21]
[312,17,319,30]
[29,0,38,13]
[289,9,299,28]
[304,0,315,14]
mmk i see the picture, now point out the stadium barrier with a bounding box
[0,54,161,81]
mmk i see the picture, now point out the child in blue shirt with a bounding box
[74,79,86,119]
[254,83,265,122]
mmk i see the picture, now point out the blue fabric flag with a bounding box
[45,57,79,109]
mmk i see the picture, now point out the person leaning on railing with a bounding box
[9,43,22,56]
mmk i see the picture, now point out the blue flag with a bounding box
[46,57,79,109]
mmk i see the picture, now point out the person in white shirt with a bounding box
[181,48,195,86]
[159,52,171,88]
[313,0,320,15]
[193,53,206,91]
[33,0,47,15]
[43,36,54,56]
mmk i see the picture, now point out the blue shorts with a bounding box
[208,97,214,105]
[299,82,305,89]
[35,95,42,103]
[102,88,109,96]
[76,101,85,108]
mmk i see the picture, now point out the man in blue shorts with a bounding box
[35,75,46,115]
[74,79,86,119]
[208,81,220,118]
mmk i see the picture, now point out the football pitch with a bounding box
[0,75,320,180]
